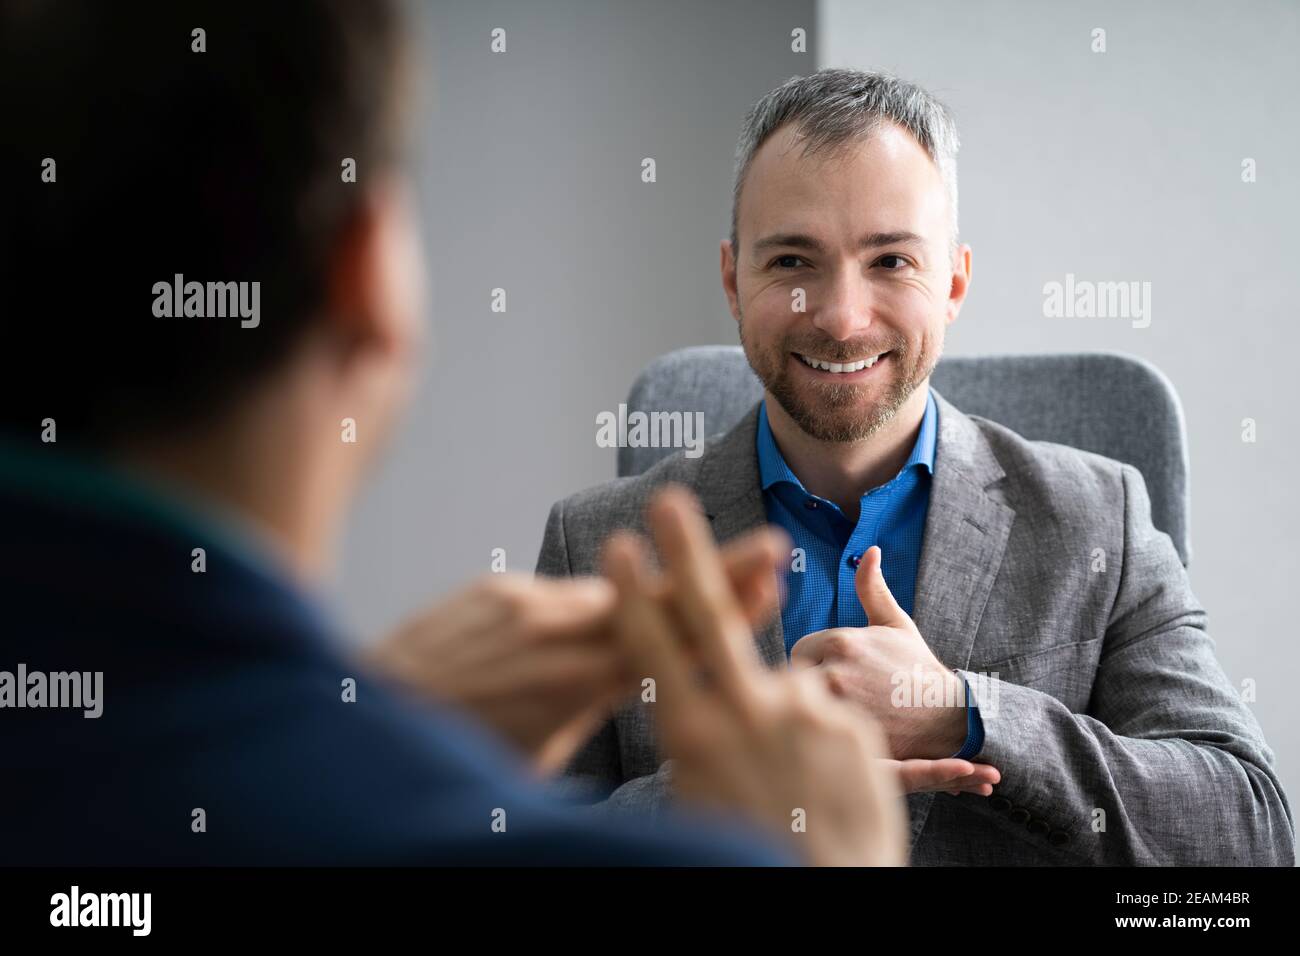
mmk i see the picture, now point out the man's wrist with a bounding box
[939,694,969,756]
[905,670,968,758]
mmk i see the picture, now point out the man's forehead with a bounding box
[739,121,948,245]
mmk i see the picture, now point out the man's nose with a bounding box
[810,266,874,341]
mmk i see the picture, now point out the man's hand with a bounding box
[603,486,908,866]
[363,532,789,776]
[363,574,625,775]
[790,545,999,795]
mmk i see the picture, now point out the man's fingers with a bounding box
[719,526,788,628]
[529,527,783,649]
[854,545,910,629]
[470,642,623,698]
[789,630,830,668]
[516,576,618,641]
[881,758,1000,795]
[646,486,761,704]
[601,531,701,739]
[533,705,611,777]
[885,758,972,793]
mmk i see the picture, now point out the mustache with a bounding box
[782,334,906,362]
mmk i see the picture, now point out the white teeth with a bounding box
[798,353,883,373]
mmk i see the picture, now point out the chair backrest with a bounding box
[619,346,1191,567]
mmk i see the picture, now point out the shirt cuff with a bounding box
[949,672,985,760]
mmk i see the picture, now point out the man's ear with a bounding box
[946,243,973,326]
[325,181,423,363]
[720,238,742,325]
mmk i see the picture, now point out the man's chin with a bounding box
[769,375,917,443]
[799,416,882,444]
[776,395,883,443]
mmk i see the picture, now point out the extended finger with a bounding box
[601,530,702,741]
[646,486,761,706]
[719,526,790,628]
[518,576,618,642]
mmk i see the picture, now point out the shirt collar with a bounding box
[757,388,938,494]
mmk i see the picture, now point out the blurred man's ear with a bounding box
[946,242,973,326]
[720,238,742,325]
[325,178,427,369]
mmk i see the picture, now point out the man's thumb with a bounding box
[856,545,909,627]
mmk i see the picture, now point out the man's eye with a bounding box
[771,255,808,269]
[877,254,910,270]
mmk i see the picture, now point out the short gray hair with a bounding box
[730,68,961,254]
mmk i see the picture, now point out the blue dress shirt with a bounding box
[756,389,983,759]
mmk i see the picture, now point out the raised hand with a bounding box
[602,485,908,866]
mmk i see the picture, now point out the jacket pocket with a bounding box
[973,637,1103,709]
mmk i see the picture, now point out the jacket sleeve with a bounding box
[966,463,1295,864]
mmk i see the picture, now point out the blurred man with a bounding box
[539,68,1294,865]
[0,2,905,866]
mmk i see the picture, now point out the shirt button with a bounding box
[804,499,818,510]
[847,554,861,568]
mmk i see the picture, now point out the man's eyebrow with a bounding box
[750,230,927,255]
[859,231,927,249]
[751,233,827,254]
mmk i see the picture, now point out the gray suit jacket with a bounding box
[536,390,1295,865]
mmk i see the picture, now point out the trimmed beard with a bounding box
[738,309,936,443]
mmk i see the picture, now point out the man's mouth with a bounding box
[795,351,890,374]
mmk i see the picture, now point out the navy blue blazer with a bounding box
[0,446,788,866]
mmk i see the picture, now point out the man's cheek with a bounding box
[751,284,803,322]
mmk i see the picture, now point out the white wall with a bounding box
[821,0,1300,833]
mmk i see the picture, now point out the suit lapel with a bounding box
[912,390,1016,674]
[692,405,786,668]
[905,389,1017,847]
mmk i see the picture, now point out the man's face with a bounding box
[724,121,970,443]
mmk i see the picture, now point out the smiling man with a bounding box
[537,68,1294,865]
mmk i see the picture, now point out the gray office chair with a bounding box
[618,347,1191,567]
